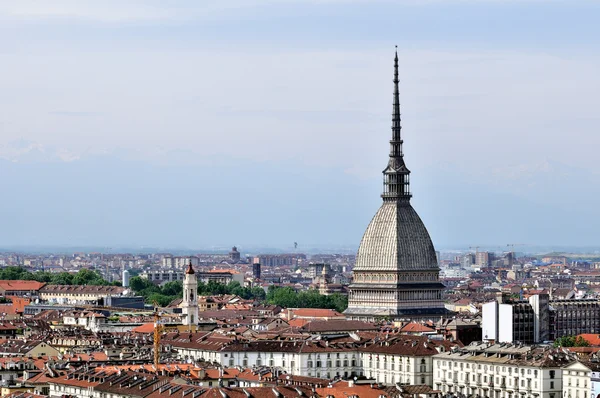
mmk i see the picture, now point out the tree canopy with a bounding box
[553,335,590,347]
[266,286,348,313]
[0,266,109,286]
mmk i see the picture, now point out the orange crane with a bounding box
[152,301,164,371]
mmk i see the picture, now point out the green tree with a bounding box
[129,276,153,292]
[0,267,33,280]
[50,272,74,285]
[30,271,53,283]
[147,293,173,307]
[72,269,107,286]
[554,336,590,347]
[250,287,266,301]
[162,281,183,296]
[328,293,349,313]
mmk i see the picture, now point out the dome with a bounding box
[354,202,438,272]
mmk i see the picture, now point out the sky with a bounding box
[0,0,599,252]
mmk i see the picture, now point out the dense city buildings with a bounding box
[483,293,600,343]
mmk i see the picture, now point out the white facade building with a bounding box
[562,360,600,398]
[433,343,575,398]
[164,333,458,386]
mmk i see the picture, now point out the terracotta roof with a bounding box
[400,322,435,333]
[131,322,155,334]
[300,320,378,333]
[0,280,46,291]
[577,334,600,346]
[4,393,47,398]
[360,335,458,356]
[316,380,392,398]
[288,318,310,328]
[291,308,344,318]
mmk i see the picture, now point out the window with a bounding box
[550,371,556,379]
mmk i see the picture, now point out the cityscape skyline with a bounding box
[2,3,600,397]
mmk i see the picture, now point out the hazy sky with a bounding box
[1,1,599,251]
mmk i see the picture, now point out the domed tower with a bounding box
[181,261,198,327]
[344,49,446,321]
[229,246,241,262]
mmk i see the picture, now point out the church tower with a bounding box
[344,49,447,321]
[182,261,198,327]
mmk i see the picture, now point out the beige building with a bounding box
[39,285,125,304]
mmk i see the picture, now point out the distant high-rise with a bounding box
[476,252,492,268]
[252,259,261,280]
[344,49,447,321]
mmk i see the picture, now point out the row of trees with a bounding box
[553,335,590,347]
[266,286,348,313]
[0,266,117,286]
[127,276,348,312]
[127,277,267,307]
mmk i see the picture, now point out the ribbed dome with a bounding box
[354,202,438,271]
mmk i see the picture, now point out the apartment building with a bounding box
[562,360,600,398]
[433,342,574,398]
[163,332,460,385]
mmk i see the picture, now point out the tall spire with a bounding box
[382,46,411,202]
[392,47,401,149]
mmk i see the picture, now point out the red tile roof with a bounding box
[577,334,600,346]
[131,322,155,334]
[400,322,435,333]
[291,308,344,318]
[0,280,46,292]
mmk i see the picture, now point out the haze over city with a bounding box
[1,0,600,249]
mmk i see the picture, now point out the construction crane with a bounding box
[153,301,164,371]
[506,243,526,258]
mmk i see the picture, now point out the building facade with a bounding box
[433,343,573,398]
[483,294,600,343]
[163,332,459,386]
[562,360,600,398]
[345,50,446,321]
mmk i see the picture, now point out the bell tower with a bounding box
[182,261,198,327]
